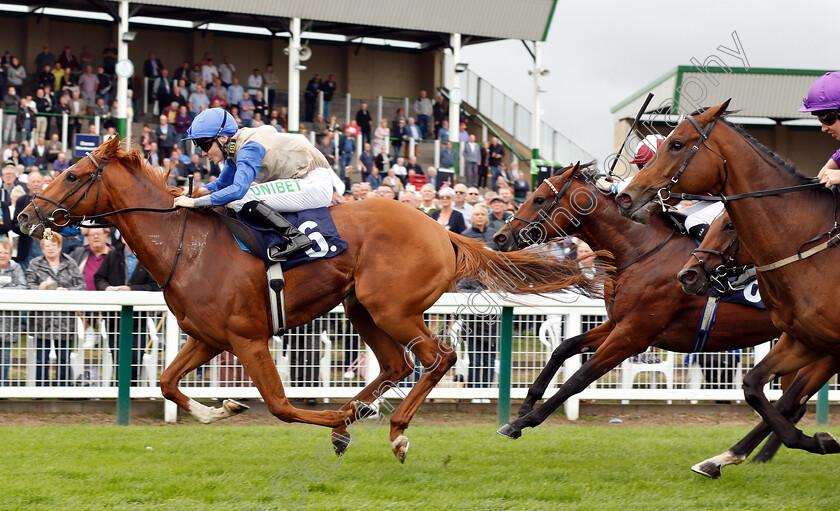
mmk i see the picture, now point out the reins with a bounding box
[659,113,840,273]
[29,151,191,290]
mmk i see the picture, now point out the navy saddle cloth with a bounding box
[218,207,348,271]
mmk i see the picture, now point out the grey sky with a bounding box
[462,0,839,165]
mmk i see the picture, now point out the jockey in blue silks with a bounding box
[175,107,334,260]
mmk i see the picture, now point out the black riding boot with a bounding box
[240,200,313,260]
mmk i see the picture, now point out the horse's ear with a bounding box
[569,161,581,178]
[100,135,121,158]
[706,99,731,120]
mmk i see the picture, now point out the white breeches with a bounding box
[229,167,334,213]
[683,201,725,231]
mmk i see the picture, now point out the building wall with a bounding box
[1,14,436,99]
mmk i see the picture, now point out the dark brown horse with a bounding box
[17,137,599,462]
[491,162,780,443]
[617,101,840,457]
[679,211,813,478]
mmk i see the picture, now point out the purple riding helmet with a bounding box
[800,72,840,112]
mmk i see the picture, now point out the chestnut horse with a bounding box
[17,137,599,462]
[492,162,780,443]
[617,101,840,456]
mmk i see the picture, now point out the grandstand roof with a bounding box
[4,0,558,48]
[612,66,833,122]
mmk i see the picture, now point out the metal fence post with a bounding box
[94,115,101,135]
[117,305,134,425]
[345,93,352,128]
[61,113,69,153]
[143,77,149,115]
[377,96,383,125]
[163,310,179,423]
[433,139,440,169]
[817,383,829,426]
[563,312,582,420]
[318,90,324,117]
[498,306,513,426]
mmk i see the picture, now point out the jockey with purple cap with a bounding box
[800,72,840,187]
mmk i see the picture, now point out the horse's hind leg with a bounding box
[159,336,249,424]
[751,372,804,464]
[499,328,642,440]
[330,299,413,456]
[367,314,455,463]
[519,320,613,418]
[693,353,840,478]
[741,335,839,455]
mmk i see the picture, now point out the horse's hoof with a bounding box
[497,423,522,440]
[353,400,377,419]
[691,461,721,479]
[815,432,840,454]
[391,435,410,464]
[222,399,249,415]
[332,432,352,457]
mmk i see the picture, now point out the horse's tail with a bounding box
[447,232,611,297]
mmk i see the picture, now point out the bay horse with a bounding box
[17,137,599,462]
[617,100,840,457]
[679,211,829,478]
[491,162,781,444]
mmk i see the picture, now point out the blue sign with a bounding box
[74,134,101,158]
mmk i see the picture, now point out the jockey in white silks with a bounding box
[174,107,335,260]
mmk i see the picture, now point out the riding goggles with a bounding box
[816,109,840,126]
[192,137,216,153]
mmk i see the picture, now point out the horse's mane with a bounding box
[689,108,811,185]
[110,147,206,198]
[551,160,600,177]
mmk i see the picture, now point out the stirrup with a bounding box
[268,234,312,261]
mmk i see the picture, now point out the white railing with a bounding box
[0,291,834,422]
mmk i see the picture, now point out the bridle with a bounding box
[25,151,189,290]
[504,172,594,250]
[28,151,109,234]
[689,233,752,294]
[654,115,728,211]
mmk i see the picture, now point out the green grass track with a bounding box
[3,423,839,510]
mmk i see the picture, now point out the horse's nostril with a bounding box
[495,234,507,244]
[616,194,631,205]
[679,270,698,284]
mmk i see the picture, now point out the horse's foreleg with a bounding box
[741,334,838,455]
[232,336,359,428]
[159,336,249,424]
[329,300,413,456]
[519,320,613,418]
[499,329,641,440]
[693,353,840,478]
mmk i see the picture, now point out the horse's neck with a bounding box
[721,133,833,268]
[577,196,675,268]
[104,175,193,285]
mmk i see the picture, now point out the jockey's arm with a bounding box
[193,142,266,207]
[201,159,235,193]
[817,155,840,188]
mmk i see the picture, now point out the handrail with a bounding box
[437,86,526,161]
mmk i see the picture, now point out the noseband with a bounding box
[689,234,752,293]
[654,116,728,211]
[505,175,594,249]
[28,152,108,237]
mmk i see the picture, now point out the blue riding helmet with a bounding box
[185,107,239,140]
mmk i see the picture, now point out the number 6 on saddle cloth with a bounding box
[216,206,349,335]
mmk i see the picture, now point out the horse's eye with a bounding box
[534,196,546,205]
[670,141,684,151]
[66,173,78,183]
[724,222,734,231]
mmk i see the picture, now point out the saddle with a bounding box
[214,207,349,336]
